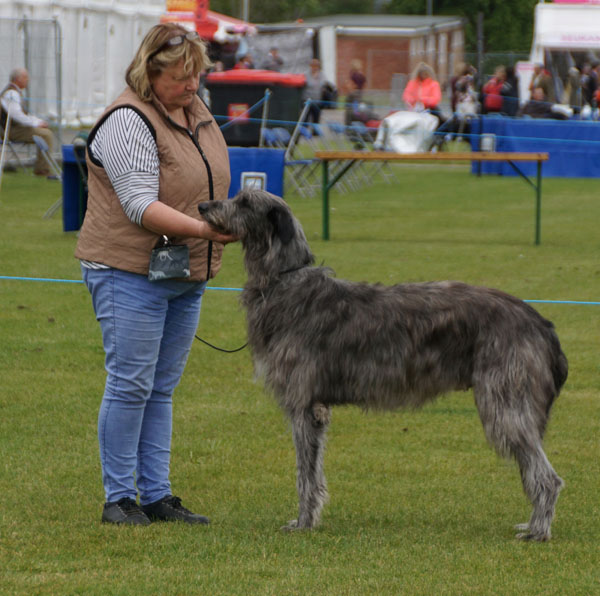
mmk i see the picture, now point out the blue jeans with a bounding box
[82,266,206,505]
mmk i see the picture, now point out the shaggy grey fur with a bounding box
[198,189,568,541]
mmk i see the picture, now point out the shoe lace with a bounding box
[165,495,191,513]
[117,497,142,514]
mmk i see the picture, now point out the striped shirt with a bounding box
[82,108,160,269]
[90,107,160,224]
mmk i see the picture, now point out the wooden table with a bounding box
[314,151,550,244]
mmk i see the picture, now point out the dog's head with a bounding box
[198,189,314,285]
[198,189,292,242]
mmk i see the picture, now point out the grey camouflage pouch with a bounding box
[148,235,190,281]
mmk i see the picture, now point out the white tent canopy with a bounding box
[525,2,600,105]
[1,0,170,125]
[531,2,600,61]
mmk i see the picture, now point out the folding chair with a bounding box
[33,135,61,178]
[329,122,371,190]
[347,121,396,185]
[293,125,324,195]
[324,122,366,192]
[0,122,29,171]
[265,127,319,198]
[33,135,64,218]
[301,123,353,194]
[326,122,353,151]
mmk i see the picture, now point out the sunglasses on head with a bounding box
[148,31,199,61]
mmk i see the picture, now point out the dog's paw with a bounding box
[514,522,529,532]
[281,519,299,532]
[515,530,550,542]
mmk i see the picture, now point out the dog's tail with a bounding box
[547,325,568,416]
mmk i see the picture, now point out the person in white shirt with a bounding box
[0,68,55,177]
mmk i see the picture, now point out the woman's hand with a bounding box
[197,220,238,244]
[141,201,238,244]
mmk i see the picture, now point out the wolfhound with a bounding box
[198,189,567,541]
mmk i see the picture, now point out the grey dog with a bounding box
[198,189,567,541]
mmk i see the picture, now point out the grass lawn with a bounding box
[0,166,598,595]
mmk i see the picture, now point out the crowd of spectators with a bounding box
[394,59,600,148]
[453,60,600,121]
[340,59,600,151]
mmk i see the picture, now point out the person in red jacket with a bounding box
[481,65,506,114]
[402,63,443,123]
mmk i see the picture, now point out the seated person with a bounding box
[481,66,506,114]
[519,87,560,118]
[0,68,55,177]
[344,80,379,129]
[402,63,443,123]
[454,71,479,116]
[440,70,478,145]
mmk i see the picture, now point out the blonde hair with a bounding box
[412,62,436,80]
[125,23,211,102]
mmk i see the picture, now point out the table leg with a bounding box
[535,159,542,246]
[322,160,329,241]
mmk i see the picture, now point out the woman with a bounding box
[481,65,506,114]
[348,59,366,92]
[402,63,443,122]
[76,23,236,525]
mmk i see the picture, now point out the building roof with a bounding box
[302,14,464,28]
[257,13,465,35]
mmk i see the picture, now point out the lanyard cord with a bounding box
[194,334,248,353]
[194,267,310,353]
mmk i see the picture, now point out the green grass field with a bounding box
[1,166,599,595]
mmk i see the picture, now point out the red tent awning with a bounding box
[161,9,256,42]
[206,70,306,88]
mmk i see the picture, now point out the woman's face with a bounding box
[151,59,199,112]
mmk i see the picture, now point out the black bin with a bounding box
[205,70,306,146]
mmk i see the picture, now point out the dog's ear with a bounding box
[267,205,295,245]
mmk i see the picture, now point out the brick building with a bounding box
[304,14,466,93]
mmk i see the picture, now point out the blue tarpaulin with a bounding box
[470,116,600,178]
[227,147,285,198]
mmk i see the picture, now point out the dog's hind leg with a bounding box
[513,444,563,541]
[282,403,331,531]
[474,382,563,542]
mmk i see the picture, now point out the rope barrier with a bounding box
[0,275,242,292]
[24,88,600,149]
[218,92,270,131]
[0,275,597,305]
[211,111,600,149]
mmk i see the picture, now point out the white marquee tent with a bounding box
[0,0,251,127]
[515,1,600,105]
[531,0,600,62]
[0,0,169,126]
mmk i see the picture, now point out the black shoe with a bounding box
[142,495,210,525]
[102,497,151,526]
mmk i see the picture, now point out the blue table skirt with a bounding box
[227,147,284,198]
[470,116,600,178]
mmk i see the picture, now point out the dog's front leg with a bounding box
[282,403,331,531]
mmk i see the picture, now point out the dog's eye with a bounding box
[239,196,250,208]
